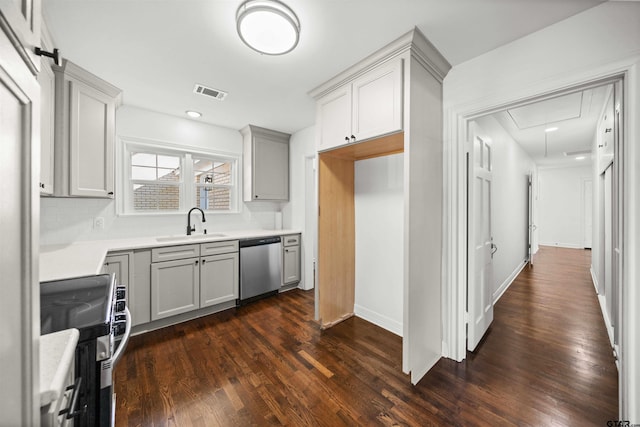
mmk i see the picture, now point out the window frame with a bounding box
[119,137,240,215]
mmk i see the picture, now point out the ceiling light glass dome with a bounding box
[236,0,301,55]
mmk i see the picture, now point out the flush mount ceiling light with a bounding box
[186,110,202,118]
[236,0,300,55]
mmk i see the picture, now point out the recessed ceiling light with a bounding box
[576,156,585,160]
[186,110,202,118]
[236,0,301,55]
[545,127,558,133]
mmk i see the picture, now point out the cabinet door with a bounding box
[132,250,152,326]
[283,245,300,285]
[68,79,115,197]
[351,59,403,142]
[252,135,289,200]
[200,253,239,307]
[151,258,200,320]
[38,60,55,194]
[252,136,289,200]
[103,254,129,295]
[316,85,352,152]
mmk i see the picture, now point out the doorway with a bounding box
[465,80,621,351]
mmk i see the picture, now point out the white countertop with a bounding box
[40,329,79,407]
[40,229,300,282]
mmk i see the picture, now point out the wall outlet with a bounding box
[94,217,105,230]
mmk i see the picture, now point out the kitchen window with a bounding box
[122,139,239,214]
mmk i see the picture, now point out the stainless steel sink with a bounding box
[156,233,226,242]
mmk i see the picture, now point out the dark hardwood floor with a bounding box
[115,246,618,426]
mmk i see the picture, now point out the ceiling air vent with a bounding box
[193,84,228,101]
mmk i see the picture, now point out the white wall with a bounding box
[474,116,536,302]
[442,2,640,420]
[537,165,592,248]
[354,154,404,336]
[282,125,316,290]
[40,106,282,245]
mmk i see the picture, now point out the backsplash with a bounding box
[40,197,283,246]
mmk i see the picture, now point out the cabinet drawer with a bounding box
[151,244,200,262]
[200,240,239,256]
[282,234,300,247]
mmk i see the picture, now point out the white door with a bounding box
[467,128,494,352]
[528,175,534,265]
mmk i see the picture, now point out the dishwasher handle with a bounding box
[239,236,281,248]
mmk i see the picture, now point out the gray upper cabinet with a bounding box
[52,59,121,198]
[241,124,290,201]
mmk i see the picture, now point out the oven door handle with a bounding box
[112,307,131,365]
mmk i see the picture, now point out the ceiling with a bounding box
[43,0,606,135]
[490,84,611,167]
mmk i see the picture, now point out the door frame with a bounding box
[443,63,637,419]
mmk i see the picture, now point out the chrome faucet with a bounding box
[187,207,206,235]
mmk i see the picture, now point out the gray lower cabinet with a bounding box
[151,257,200,321]
[149,241,239,322]
[103,252,130,295]
[200,252,239,307]
[282,234,301,285]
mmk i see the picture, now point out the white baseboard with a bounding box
[590,266,600,295]
[493,259,527,304]
[597,294,615,347]
[354,304,402,337]
[538,242,585,249]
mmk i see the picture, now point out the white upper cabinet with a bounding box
[316,85,352,151]
[241,124,290,201]
[52,60,121,198]
[38,59,55,194]
[314,58,403,152]
[351,59,403,141]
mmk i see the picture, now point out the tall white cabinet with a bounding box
[310,28,450,384]
[52,60,121,198]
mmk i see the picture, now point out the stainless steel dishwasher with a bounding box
[239,236,282,304]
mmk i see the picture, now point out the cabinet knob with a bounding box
[108,191,114,195]
[344,136,349,142]
[195,260,199,265]
[202,259,206,264]
[350,135,356,143]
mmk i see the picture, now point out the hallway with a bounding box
[419,246,618,425]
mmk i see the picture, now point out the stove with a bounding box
[40,273,130,427]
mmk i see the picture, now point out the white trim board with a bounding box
[493,260,528,304]
[354,304,403,337]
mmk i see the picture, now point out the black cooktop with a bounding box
[40,274,115,341]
